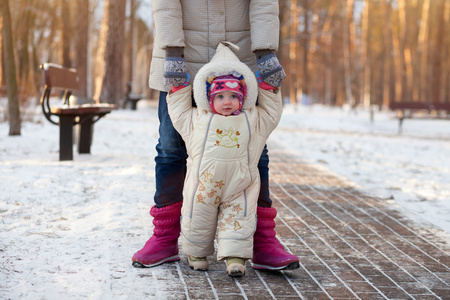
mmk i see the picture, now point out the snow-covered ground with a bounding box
[274,103,450,232]
[1,99,449,298]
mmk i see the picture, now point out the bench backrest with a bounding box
[40,63,81,125]
[41,63,79,91]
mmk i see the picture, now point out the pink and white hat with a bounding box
[209,75,245,103]
[193,42,258,113]
[208,75,247,115]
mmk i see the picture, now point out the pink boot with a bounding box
[132,202,182,268]
[252,206,299,270]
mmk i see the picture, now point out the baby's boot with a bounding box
[188,255,209,271]
[226,258,246,277]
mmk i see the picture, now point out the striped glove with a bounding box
[254,50,286,88]
[164,47,187,87]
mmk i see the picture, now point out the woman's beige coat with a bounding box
[150,0,280,92]
[167,43,282,260]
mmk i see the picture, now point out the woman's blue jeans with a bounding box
[154,91,272,208]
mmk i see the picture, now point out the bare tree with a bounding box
[14,0,35,100]
[0,12,3,88]
[288,0,300,104]
[60,0,71,67]
[32,0,59,101]
[343,0,355,107]
[361,0,372,108]
[124,0,138,90]
[381,0,394,108]
[396,1,413,104]
[444,0,450,103]
[417,0,430,102]
[0,0,21,135]
[94,0,126,105]
[431,0,446,104]
[3,0,449,112]
[301,0,310,102]
[73,0,89,97]
[321,2,338,106]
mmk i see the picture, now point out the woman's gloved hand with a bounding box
[164,47,187,87]
[254,49,286,88]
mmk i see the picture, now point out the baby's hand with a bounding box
[258,79,276,92]
[171,74,191,93]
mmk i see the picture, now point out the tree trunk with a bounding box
[46,3,59,63]
[417,0,430,102]
[124,0,136,90]
[288,0,299,104]
[60,0,71,67]
[74,0,89,97]
[320,2,337,106]
[397,0,409,102]
[277,0,287,67]
[94,0,126,105]
[392,1,403,102]
[0,0,21,135]
[431,0,446,103]
[308,4,323,104]
[444,0,450,103]
[381,0,394,109]
[15,0,35,99]
[361,0,370,108]
[301,0,309,101]
[0,13,3,87]
[343,0,355,107]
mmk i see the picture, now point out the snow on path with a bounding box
[1,100,449,298]
[272,104,450,232]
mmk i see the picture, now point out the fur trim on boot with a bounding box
[188,256,209,271]
[226,258,246,277]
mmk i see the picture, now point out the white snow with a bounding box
[1,99,450,298]
[273,103,450,231]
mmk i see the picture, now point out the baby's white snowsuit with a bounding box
[167,42,282,260]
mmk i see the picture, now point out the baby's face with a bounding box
[212,91,241,116]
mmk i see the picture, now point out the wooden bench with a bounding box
[389,100,450,133]
[39,63,116,161]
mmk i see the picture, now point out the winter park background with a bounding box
[1,98,450,298]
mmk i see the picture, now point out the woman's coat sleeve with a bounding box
[152,0,185,48]
[249,0,280,51]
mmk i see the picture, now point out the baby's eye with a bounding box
[231,95,237,99]
[217,95,224,99]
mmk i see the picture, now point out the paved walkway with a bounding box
[137,149,450,300]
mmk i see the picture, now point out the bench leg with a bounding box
[78,115,94,154]
[398,117,404,134]
[59,116,74,161]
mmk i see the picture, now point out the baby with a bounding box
[167,42,283,277]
